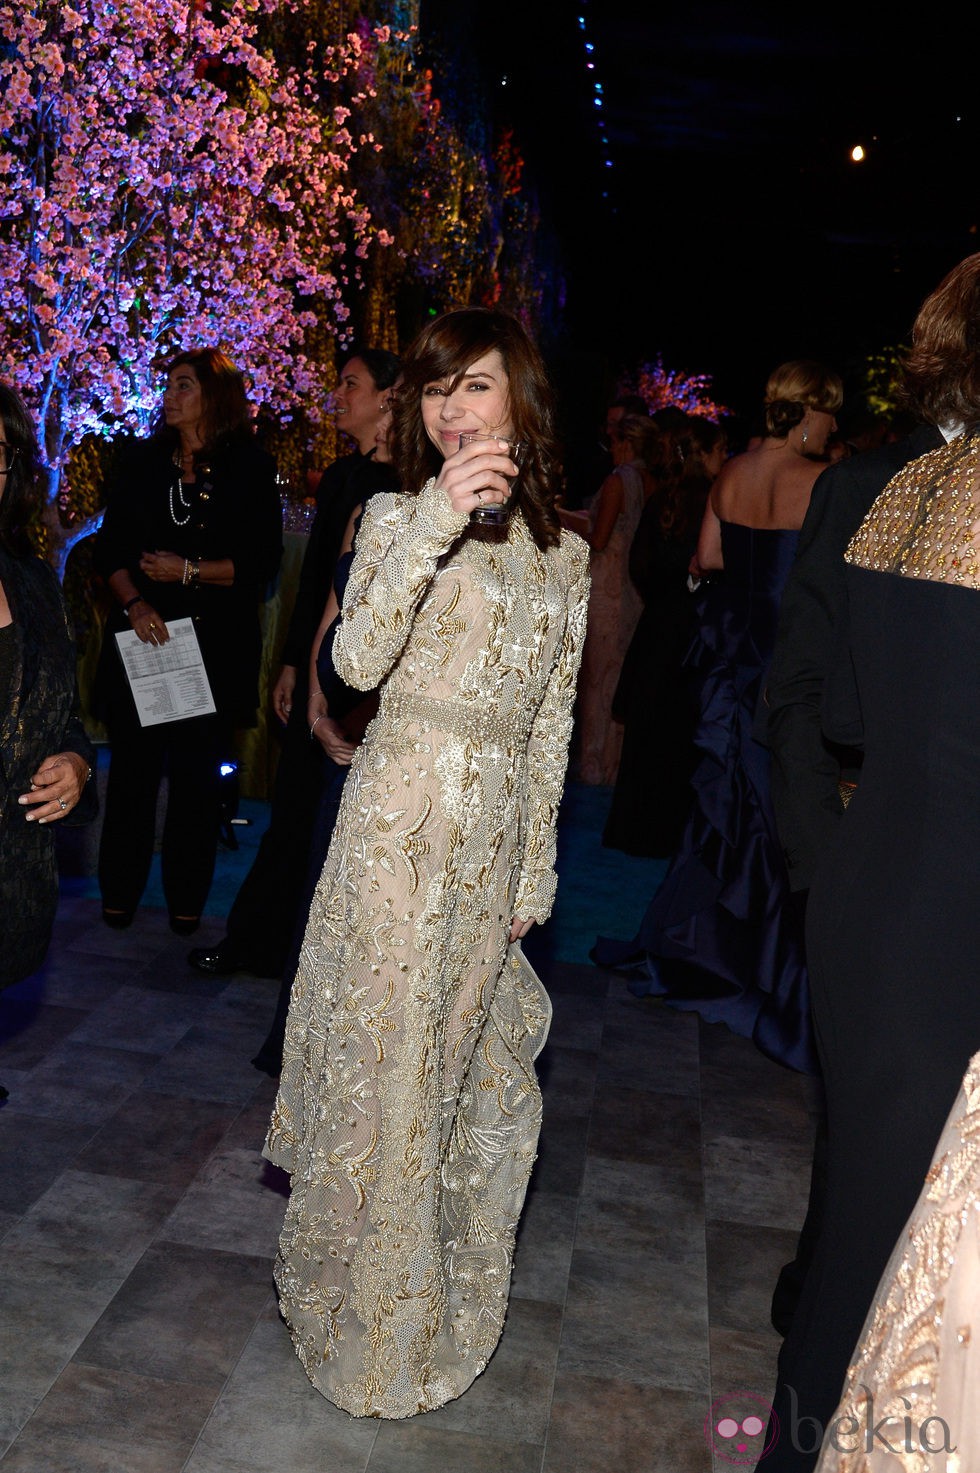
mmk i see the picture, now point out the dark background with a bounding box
[422,2,979,446]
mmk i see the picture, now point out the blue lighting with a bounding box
[220,763,238,778]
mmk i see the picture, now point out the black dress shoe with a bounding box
[188,941,243,976]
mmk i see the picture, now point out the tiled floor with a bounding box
[0,896,819,1473]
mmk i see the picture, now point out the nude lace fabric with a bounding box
[816,1054,980,1472]
[263,481,590,1419]
[846,431,980,588]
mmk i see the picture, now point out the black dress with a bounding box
[764,559,980,1469]
[593,521,815,1075]
[602,496,703,857]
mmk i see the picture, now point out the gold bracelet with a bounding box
[310,714,326,738]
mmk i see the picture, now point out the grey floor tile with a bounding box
[530,1109,590,1196]
[2,1170,180,1281]
[0,1000,90,1070]
[536,1044,598,1118]
[368,1422,543,1473]
[708,1326,782,1413]
[75,1240,276,1390]
[0,1113,97,1214]
[162,1144,288,1258]
[68,986,201,1054]
[0,1273,118,1448]
[2,1044,159,1126]
[558,1245,709,1393]
[1,1362,218,1473]
[183,1306,377,1473]
[542,993,605,1052]
[140,1027,270,1106]
[74,1091,240,1188]
[703,1134,812,1232]
[510,1187,578,1305]
[544,1372,712,1473]
[587,1084,703,1170]
[706,1219,801,1334]
[575,1155,706,1255]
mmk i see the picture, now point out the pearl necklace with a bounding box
[169,449,193,527]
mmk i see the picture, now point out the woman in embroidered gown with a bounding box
[592,362,842,1074]
[575,411,653,785]
[263,308,590,1419]
[761,269,980,1465]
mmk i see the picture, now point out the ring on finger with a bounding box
[58,797,68,811]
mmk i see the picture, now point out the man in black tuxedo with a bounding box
[759,252,976,1470]
[762,420,943,1336]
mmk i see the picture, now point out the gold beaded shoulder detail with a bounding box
[846,432,980,589]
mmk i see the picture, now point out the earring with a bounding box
[801,428,808,450]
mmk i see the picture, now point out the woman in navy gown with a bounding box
[592,361,842,1074]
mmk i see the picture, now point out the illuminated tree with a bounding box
[0,0,395,554]
[629,356,731,421]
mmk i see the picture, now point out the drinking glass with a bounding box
[458,433,529,525]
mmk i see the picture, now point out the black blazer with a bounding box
[0,550,95,988]
[765,424,944,891]
[94,433,282,726]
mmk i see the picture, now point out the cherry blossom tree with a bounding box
[0,0,395,554]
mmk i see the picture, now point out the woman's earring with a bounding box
[801,428,809,450]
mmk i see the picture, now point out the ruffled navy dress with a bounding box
[592,521,816,1074]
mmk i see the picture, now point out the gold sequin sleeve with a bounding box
[331,479,469,692]
[514,532,591,921]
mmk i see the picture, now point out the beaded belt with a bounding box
[376,690,533,749]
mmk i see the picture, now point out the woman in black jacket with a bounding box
[0,382,95,1027]
[93,347,281,933]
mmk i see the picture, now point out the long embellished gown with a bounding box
[263,480,590,1419]
[764,430,980,1469]
[592,520,815,1075]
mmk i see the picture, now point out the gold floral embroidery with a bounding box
[264,486,588,1418]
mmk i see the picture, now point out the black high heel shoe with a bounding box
[102,907,134,930]
[170,915,200,937]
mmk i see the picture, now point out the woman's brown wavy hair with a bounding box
[391,307,563,551]
[151,347,253,452]
[900,252,980,430]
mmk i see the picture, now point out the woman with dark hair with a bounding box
[594,361,842,1074]
[602,413,727,856]
[0,382,95,1049]
[93,347,281,933]
[264,307,590,1418]
[187,345,401,981]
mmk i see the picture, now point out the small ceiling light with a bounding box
[850,144,866,163]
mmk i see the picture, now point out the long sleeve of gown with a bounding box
[331,479,468,691]
[514,536,590,921]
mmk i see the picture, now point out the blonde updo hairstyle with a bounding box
[763,360,844,440]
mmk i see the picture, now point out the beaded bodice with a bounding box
[846,431,980,587]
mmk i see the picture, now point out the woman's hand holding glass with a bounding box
[434,435,521,520]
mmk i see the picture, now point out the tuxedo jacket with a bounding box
[765,424,944,892]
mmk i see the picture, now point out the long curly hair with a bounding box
[391,307,563,551]
[0,380,43,557]
[763,360,844,439]
[900,252,980,430]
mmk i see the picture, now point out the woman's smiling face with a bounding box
[421,350,513,459]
